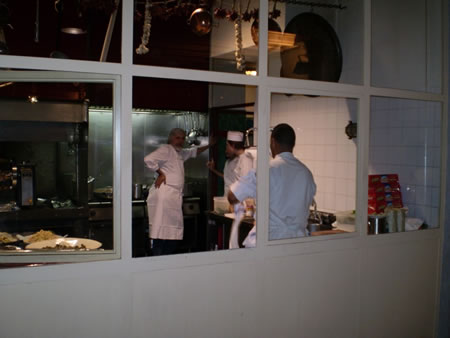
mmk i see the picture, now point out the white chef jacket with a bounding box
[144,144,197,240]
[223,151,254,196]
[230,152,316,242]
[223,156,239,196]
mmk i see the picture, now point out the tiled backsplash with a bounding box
[370,97,441,228]
[270,95,442,227]
[271,95,358,213]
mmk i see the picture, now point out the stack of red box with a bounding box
[368,174,403,214]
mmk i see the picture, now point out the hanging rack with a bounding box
[273,0,346,10]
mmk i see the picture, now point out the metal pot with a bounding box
[133,183,142,200]
[87,176,95,201]
[368,215,387,234]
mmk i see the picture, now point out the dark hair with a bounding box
[227,140,245,150]
[271,123,296,148]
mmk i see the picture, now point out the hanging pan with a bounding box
[280,12,342,82]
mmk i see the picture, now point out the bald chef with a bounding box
[227,123,316,246]
[144,128,214,256]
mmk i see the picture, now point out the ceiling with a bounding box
[0,0,219,109]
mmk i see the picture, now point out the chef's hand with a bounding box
[206,159,215,170]
[155,172,166,188]
[209,134,217,146]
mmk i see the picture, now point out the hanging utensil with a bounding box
[188,7,212,36]
[34,0,39,43]
[50,0,68,58]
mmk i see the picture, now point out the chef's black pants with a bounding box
[152,239,178,256]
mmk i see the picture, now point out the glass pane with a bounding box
[133,0,259,74]
[268,1,363,85]
[369,97,441,234]
[371,0,442,93]
[132,77,256,257]
[0,80,114,257]
[1,1,121,62]
[270,93,358,239]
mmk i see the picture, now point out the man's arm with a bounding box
[227,169,257,205]
[207,159,224,178]
[196,135,216,156]
[227,190,240,205]
[154,169,166,188]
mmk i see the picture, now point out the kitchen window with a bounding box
[0,1,122,63]
[368,96,442,234]
[268,92,358,240]
[267,0,364,86]
[131,77,257,257]
[0,71,120,264]
[133,0,260,75]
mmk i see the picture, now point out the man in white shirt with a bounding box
[207,131,254,196]
[227,123,316,246]
[144,128,214,255]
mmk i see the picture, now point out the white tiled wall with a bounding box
[369,97,442,228]
[271,95,358,212]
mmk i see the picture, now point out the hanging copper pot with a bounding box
[188,8,212,36]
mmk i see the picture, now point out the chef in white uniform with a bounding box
[207,131,254,196]
[144,128,214,255]
[228,123,316,246]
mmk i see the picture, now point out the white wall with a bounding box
[0,235,440,338]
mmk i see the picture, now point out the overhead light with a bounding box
[28,96,38,104]
[245,69,257,76]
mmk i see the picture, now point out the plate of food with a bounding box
[18,229,62,244]
[0,232,17,244]
[25,237,102,250]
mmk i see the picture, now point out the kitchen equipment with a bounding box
[188,8,212,36]
[87,176,95,201]
[133,183,142,200]
[368,214,387,234]
[213,196,230,214]
[250,18,282,47]
[280,12,342,82]
[13,163,36,207]
[93,186,113,200]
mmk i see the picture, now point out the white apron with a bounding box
[147,184,183,240]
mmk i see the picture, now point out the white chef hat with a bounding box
[227,131,244,142]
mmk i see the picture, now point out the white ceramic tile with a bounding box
[346,197,356,211]
[325,129,338,145]
[403,184,416,204]
[335,178,347,194]
[345,162,356,180]
[325,163,336,177]
[314,145,327,161]
[431,187,440,208]
[336,145,347,162]
[432,167,441,187]
[315,191,325,208]
[303,129,315,145]
[324,145,337,162]
[430,208,439,228]
[324,193,336,211]
[414,186,426,205]
[315,162,327,177]
[347,179,356,198]
[335,162,347,179]
[325,177,336,193]
[314,129,326,145]
[403,110,419,128]
[335,194,347,211]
